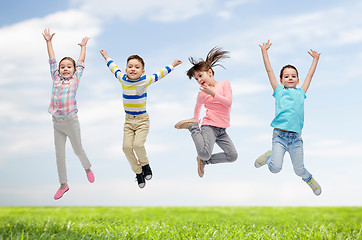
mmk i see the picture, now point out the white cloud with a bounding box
[0,9,101,84]
[225,0,256,8]
[215,4,362,68]
[76,0,214,22]
[307,139,362,159]
[231,113,263,127]
[217,11,233,21]
[231,81,268,96]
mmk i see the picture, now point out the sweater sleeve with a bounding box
[193,92,204,120]
[106,58,126,82]
[144,65,174,87]
[213,80,232,107]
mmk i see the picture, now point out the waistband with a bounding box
[202,125,226,131]
[273,128,300,137]
[52,112,78,123]
[125,112,149,119]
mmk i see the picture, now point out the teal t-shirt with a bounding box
[271,85,306,133]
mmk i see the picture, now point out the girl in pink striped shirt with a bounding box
[175,47,238,177]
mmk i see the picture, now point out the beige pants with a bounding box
[123,113,150,174]
[53,113,91,184]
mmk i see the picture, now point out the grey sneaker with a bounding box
[306,177,321,196]
[255,150,272,168]
[136,173,145,188]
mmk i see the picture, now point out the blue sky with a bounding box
[0,0,361,206]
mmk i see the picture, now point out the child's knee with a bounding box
[122,143,133,153]
[227,151,238,162]
[198,151,212,161]
[293,168,305,177]
[269,165,282,174]
[133,142,145,152]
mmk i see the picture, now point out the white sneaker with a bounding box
[254,150,272,168]
[306,177,321,196]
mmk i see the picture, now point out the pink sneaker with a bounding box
[87,170,95,183]
[54,185,69,200]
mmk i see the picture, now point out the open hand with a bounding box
[78,37,90,47]
[308,49,320,60]
[42,29,55,42]
[259,40,272,52]
[99,50,108,60]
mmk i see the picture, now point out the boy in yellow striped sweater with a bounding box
[100,50,182,188]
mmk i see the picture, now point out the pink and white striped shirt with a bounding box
[194,80,233,128]
[48,58,84,116]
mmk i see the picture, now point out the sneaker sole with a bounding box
[254,151,272,168]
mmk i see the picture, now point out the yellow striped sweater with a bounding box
[105,58,174,115]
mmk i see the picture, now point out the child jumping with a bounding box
[255,40,321,196]
[100,50,182,188]
[175,47,238,177]
[43,29,94,200]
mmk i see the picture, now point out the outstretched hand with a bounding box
[172,59,182,67]
[259,40,272,52]
[42,29,55,42]
[78,37,90,47]
[99,50,108,60]
[308,49,320,60]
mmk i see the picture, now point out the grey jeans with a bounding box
[52,113,91,184]
[189,123,238,165]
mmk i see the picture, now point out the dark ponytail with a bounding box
[187,47,230,79]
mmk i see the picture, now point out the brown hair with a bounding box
[59,57,76,69]
[127,55,145,69]
[186,47,230,79]
[280,64,298,79]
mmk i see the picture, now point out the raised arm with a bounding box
[259,40,278,91]
[78,37,90,63]
[302,49,320,93]
[42,29,55,59]
[99,50,126,81]
[144,59,182,86]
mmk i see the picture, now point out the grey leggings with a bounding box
[53,113,91,184]
[189,123,238,165]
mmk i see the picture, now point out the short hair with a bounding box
[280,64,299,79]
[186,47,229,79]
[59,57,76,69]
[127,55,145,68]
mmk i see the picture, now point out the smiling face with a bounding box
[280,67,299,88]
[125,59,145,80]
[193,69,215,87]
[59,59,75,78]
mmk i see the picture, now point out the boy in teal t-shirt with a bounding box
[255,40,322,196]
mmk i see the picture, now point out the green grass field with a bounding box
[0,207,361,239]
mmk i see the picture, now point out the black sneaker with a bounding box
[142,164,153,180]
[135,173,145,188]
